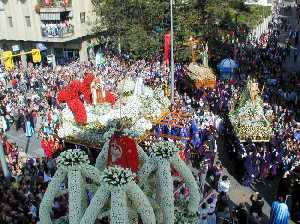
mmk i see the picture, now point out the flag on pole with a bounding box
[164,33,171,66]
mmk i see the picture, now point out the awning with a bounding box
[40,12,61,21]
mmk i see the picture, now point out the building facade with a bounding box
[0,0,96,65]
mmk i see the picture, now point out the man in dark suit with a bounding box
[235,202,249,224]
[250,193,264,217]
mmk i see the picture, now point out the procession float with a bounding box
[186,63,216,89]
[39,72,201,224]
[229,78,274,142]
[57,73,171,147]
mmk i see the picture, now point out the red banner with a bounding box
[164,33,171,66]
[107,135,139,173]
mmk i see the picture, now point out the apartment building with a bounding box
[0,0,96,65]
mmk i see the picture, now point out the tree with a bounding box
[92,0,270,60]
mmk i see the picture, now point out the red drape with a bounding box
[107,135,139,173]
[164,33,171,66]
[67,98,87,125]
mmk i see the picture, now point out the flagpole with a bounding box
[170,0,175,105]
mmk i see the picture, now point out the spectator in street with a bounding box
[235,202,249,224]
[250,193,264,218]
[207,196,217,224]
[218,175,230,194]
[269,196,290,224]
[198,202,208,224]
[294,48,298,63]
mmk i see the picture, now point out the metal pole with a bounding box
[0,143,10,178]
[170,0,175,105]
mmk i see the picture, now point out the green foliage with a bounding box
[92,0,271,60]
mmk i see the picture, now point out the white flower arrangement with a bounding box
[101,166,135,188]
[117,78,136,95]
[142,86,155,97]
[154,89,171,108]
[39,169,67,224]
[68,168,86,224]
[127,182,156,224]
[140,95,162,118]
[40,149,102,224]
[95,141,110,172]
[56,149,89,168]
[172,156,201,213]
[157,159,175,224]
[80,186,111,224]
[120,96,141,119]
[58,80,170,147]
[138,141,200,224]
[80,166,156,224]
[110,189,130,224]
[151,141,180,160]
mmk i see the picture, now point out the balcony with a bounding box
[41,24,74,38]
[38,0,72,8]
[37,0,72,13]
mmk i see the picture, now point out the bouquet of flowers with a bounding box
[151,141,180,159]
[101,166,135,187]
[56,149,89,167]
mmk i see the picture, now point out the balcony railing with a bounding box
[41,24,74,38]
[38,0,72,8]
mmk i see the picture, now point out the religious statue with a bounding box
[203,42,209,67]
[91,77,106,105]
[249,78,261,103]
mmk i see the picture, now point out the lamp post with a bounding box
[170,0,175,105]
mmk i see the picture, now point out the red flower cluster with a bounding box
[57,73,95,125]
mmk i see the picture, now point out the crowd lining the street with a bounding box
[0,3,300,224]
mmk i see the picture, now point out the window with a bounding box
[0,1,4,11]
[8,16,13,27]
[25,16,31,27]
[80,12,85,24]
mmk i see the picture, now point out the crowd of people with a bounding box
[41,21,73,38]
[0,2,299,224]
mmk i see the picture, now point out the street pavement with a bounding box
[5,127,44,158]
[279,4,300,72]
[2,3,297,224]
